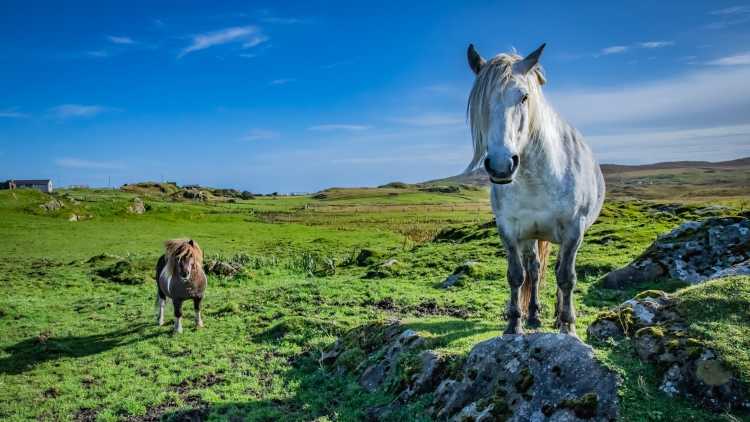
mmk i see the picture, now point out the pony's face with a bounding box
[467,44,546,185]
[176,255,194,281]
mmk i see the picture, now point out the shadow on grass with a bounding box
[0,323,157,375]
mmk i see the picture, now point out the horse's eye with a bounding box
[521,94,529,103]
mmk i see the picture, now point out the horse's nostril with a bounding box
[511,155,520,171]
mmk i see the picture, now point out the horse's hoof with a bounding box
[157,319,165,326]
[196,321,204,329]
[526,317,542,329]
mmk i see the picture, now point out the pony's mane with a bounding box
[161,238,203,281]
[465,52,547,173]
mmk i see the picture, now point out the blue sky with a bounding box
[1,1,750,192]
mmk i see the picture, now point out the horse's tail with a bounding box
[520,240,550,316]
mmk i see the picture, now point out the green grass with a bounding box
[0,188,748,421]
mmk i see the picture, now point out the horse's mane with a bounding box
[161,238,203,281]
[465,52,548,173]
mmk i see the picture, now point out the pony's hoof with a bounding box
[157,319,165,326]
[196,321,204,329]
[526,317,542,329]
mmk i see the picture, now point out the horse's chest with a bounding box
[159,275,204,299]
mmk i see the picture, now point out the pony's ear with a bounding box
[514,43,546,75]
[467,44,486,75]
[188,239,194,246]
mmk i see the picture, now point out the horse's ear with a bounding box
[188,239,194,246]
[467,44,486,75]
[515,43,546,75]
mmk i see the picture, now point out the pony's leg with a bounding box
[194,297,204,328]
[156,285,166,326]
[555,227,584,337]
[521,241,542,328]
[503,241,526,335]
[173,299,183,334]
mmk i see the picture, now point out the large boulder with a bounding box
[587,291,749,412]
[322,322,620,421]
[432,334,619,421]
[602,217,750,288]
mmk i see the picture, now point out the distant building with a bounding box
[1,179,53,193]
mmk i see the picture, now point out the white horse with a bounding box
[465,43,605,336]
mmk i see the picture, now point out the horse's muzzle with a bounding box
[485,156,518,184]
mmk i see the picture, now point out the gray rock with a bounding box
[432,334,620,421]
[40,198,63,212]
[602,217,750,288]
[127,197,146,214]
[586,320,623,342]
[359,328,425,392]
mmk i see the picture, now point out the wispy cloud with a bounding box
[600,45,629,55]
[269,78,295,85]
[49,104,113,120]
[86,50,110,58]
[597,41,674,57]
[179,26,268,58]
[639,41,674,49]
[706,52,750,66]
[710,5,750,15]
[261,16,303,24]
[393,112,464,127]
[548,65,750,129]
[0,108,29,118]
[706,5,750,29]
[307,124,371,131]
[243,129,279,141]
[107,35,135,45]
[55,157,125,170]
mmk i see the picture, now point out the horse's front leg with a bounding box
[193,297,204,328]
[173,299,183,334]
[504,241,526,335]
[555,228,583,337]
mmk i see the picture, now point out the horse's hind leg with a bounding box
[193,297,204,328]
[173,299,183,334]
[555,228,584,337]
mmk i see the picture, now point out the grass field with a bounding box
[0,182,748,421]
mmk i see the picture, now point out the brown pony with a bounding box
[155,239,207,333]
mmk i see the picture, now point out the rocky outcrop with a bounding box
[127,197,146,214]
[602,217,750,288]
[322,321,620,421]
[587,291,749,412]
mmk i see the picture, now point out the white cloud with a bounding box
[261,17,303,24]
[307,124,372,131]
[710,6,749,15]
[55,157,125,170]
[547,65,750,129]
[600,46,629,55]
[107,35,134,45]
[243,129,279,141]
[179,26,268,58]
[639,41,674,48]
[706,52,750,66]
[393,112,464,127]
[0,108,29,118]
[86,50,110,58]
[588,124,750,163]
[269,78,295,85]
[49,104,112,119]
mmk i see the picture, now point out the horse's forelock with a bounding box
[164,239,203,272]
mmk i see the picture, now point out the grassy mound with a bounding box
[675,276,750,388]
